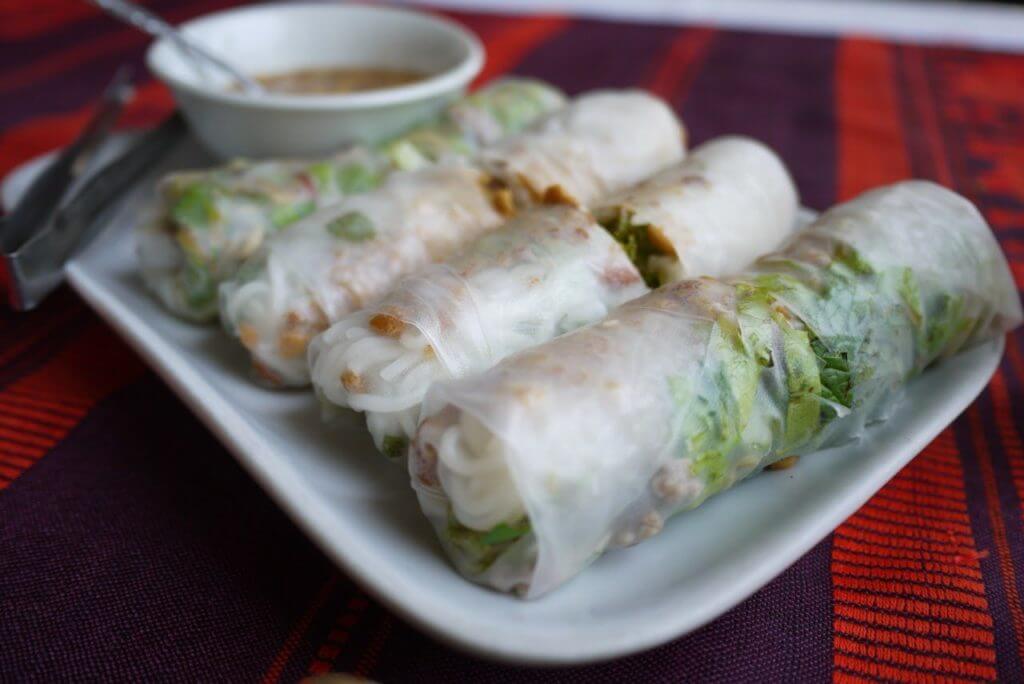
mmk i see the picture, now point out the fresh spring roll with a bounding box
[219,165,502,386]
[308,205,649,456]
[137,79,566,321]
[477,90,686,211]
[220,90,687,387]
[409,180,1023,598]
[593,136,800,287]
[308,136,798,456]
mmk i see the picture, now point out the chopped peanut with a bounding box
[637,511,663,540]
[767,455,800,471]
[652,461,701,503]
[491,188,516,217]
[278,330,310,358]
[647,225,678,257]
[517,173,544,203]
[369,313,405,337]
[541,184,578,207]
[341,369,367,393]
[770,302,797,322]
[479,172,503,192]
[238,323,260,350]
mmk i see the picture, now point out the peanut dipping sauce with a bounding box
[248,67,427,95]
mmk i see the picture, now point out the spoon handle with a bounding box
[90,0,264,94]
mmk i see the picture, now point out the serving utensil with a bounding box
[90,0,264,95]
[0,67,132,259]
[0,68,186,311]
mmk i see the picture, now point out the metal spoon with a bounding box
[90,0,265,95]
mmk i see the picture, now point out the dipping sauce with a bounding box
[251,67,427,95]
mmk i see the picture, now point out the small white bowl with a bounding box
[146,3,484,159]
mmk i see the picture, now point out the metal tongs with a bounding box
[0,68,186,311]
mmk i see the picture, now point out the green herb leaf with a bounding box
[398,126,473,163]
[337,163,382,194]
[898,267,923,328]
[832,243,874,276]
[925,293,969,360]
[774,315,822,448]
[383,140,429,171]
[601,210,665,287]
[270,200,315,228]
[381,435,409,460]
[811,338,853,409]
[481,520,531,546]
[691,451,728,490]
[308,162,335,192]
[326,211,376,241]
[172,183,219,228]
[181,259,217,311]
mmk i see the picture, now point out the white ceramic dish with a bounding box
[147,3,483,159]
[4,142,1005,665]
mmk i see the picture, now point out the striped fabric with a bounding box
[2,2,1024,681]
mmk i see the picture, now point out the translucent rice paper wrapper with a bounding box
[137,149,394,322]
[479,90,686,209]
[410,180,1023,598]
[593,136,799,285]
[137,78,566,322]
[219,164,502,387]
[309,135,800,457]
[219,89,687,388]
[308,205,649,456]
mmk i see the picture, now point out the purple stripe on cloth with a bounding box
[363,540,834,682]
[0,295,88,391]
[0,0,192,64]
[508,17,682,95]
[306,597,394,677]
[680,30,839,213]
[266,571,375,679]
[975,386,1024,651]
[925,41,1024,679]
[1003,346,1024,488]
[933,57,1024,682]
[0,51,153,132]
[0,0,243,131]
[0,376,337,681]
[892,44,947,185]
[954,413,1024,680]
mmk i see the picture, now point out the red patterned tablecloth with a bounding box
[2,1,1024,681]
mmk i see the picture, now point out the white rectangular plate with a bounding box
[56,140,1002,665]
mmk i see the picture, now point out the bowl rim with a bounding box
[145,2,484,111]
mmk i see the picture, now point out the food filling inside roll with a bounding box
[408,180,1022,598]
[601,208,678,287]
